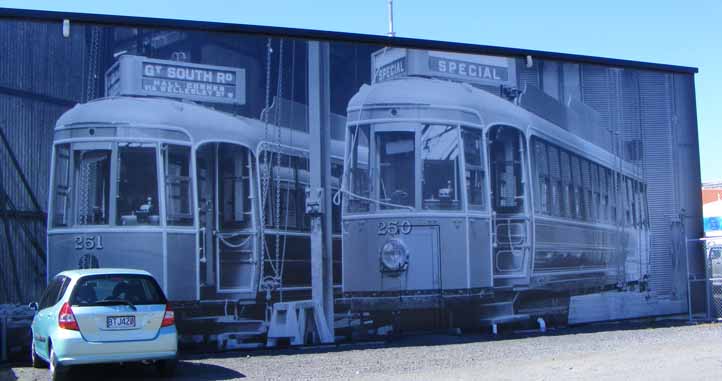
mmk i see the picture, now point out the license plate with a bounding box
[106,315,136,329]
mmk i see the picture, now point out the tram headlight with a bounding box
[380,238,409,273]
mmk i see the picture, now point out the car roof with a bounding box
[55,268,153,279]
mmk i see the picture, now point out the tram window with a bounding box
[421,124,461,210]
[262,152,310,232]
[610,172,618,223]
[639,183,648,226]
[346,125,370,213]
[581,160,593,221]
[622,176,628,224]
[571,155,584,220]
[219,145,252,230]
[626,178,634,226]
[602,168,612,223]
[117,143,159,226]
[547,145,563,217]
[73,147,111,225]
[532,138,550,214]
[52,144,71,227]
[599,167,607,223]
[560,150,573,218]
[462,128,486,211]
[162,145,193,226]
[591,164,601,223]
[376,130,415,209]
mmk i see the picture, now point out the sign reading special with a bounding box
[105,55,246,105]
[371,48,516,88]
[427,51,510,83]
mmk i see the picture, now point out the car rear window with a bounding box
[70,274,167,306]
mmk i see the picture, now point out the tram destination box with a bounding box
[105,54,246,105]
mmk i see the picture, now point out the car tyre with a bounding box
[49,346,68,381]
[156,359,177,377]
[31,341,45,369]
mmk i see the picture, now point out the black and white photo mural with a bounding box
[0,10,703,348]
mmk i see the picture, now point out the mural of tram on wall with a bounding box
[0,11,702,348]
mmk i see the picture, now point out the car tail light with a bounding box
[161,304,175,327]
[58,302,79,331]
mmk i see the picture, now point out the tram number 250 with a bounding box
[74,235,104,250]
[377,221,412,236]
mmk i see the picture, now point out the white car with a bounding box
[29,268,178,380]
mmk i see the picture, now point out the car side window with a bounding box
[55,276,70,304]
[38,276,66,310]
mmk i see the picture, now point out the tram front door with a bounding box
[487,126,531,284]
[197,142,257,299]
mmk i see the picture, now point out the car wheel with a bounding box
[31,340,45,369]
[49,346,68,381]
[156,359,177,377]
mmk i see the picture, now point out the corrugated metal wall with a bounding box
[638,71,679,298]
[0,19,87,303]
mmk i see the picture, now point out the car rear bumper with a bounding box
[53,326,177,366]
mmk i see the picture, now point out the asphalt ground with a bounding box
[3,320,722,380]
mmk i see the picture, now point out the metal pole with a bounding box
[685,237,693,322]
[705,244,712,321]
[307,41,334,343]
[1,316,7,362]
[387,0,396,37]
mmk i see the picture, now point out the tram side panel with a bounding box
[166,232,199,301]
[48,232,165,290]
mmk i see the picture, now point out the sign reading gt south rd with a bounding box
[105,55,246,105]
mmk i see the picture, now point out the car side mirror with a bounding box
[28,302,39,311]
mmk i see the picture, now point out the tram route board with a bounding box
[105,55,246,105]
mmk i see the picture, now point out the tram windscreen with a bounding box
[421,124,461,210]
[117,143,160,226]
[376,130,415,209]
[346,125,370,212]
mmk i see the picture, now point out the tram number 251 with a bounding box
[74,235,104,250]
[377,221,412,236]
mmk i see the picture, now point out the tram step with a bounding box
[479,314,530,325]
[479,300,515,318]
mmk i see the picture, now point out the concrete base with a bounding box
[569,291,687,324]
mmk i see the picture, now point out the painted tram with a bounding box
[46,95,345,342]
[339,73,650,328]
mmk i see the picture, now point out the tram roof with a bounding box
[348,77,644,177]
[56,96,345,156]
[347,77,534,128]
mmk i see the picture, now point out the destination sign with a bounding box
[428,56,508,82]
[374,58,406,83]
[105,55,245,105]
[141,63,239,100]
[371,48,516,88]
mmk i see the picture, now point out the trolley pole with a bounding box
[307,40,334,343]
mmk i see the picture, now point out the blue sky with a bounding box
[1,0,720,181]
